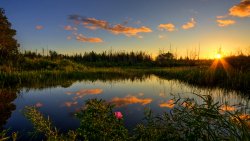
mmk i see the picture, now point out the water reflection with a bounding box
[110,95,152,107]
[159,99,175,108]
[220,105,236,112]
[1,74,249,138]
[64,101,78,107]
[63,88,103,107]
[0,88,18,129]
[35,102,43,108]
[66,88,103,100]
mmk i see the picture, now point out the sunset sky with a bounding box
[1,0,250,59]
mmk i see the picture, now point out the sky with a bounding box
[1,0,250,59]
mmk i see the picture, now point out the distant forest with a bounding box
[0,49,249,72]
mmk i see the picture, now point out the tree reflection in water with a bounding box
[0,87,18,129]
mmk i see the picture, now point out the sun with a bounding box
[216,53,222,59]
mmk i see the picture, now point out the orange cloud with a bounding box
[110,24,152,37]
[182,18,196,30]
[64,25,77,31]
[69,15,152,37]
[158,23,176,32]
[76,34,103,43]
[110,95,152,107]
[216,15,228,19]
[35,25,43,30]
[64,24,101,43]
[159,99,175,108]
[216,19,236,27]
[229,0,250,17]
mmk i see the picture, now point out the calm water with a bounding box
[1,75,249,138]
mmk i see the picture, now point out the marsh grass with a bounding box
[0,130,17,141]
[22,94,250,141]
[0,69,149,89]
[0,66,249,93]
[134,94,250,140]
[23,106,77,141]
[151,67,250,94]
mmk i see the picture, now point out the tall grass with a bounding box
[0,69,150,89]
[0,66,249,93]
[24,106,77,141]
[0,130,17,141]
[134,94,250,140]
[151,67,250,94]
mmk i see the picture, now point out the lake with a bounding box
[1,74,249,139]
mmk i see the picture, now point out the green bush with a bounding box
[76,99,128,141]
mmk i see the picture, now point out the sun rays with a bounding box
[210,48,232,77]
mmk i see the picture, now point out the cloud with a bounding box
[63,24,102,43]
[35,25,43,30]
[75,34,103,43]
[110,24,152,37]
[159,99,175,108]
[182,18,196,30]
[68,15,152,37]
[229,0,250,17]
[67,36,72,40]
[64,25,77,31]
[110,95,152,107]
[158,23,176,32]
[216,15,228,19]
[216,19,236,27]
[158,35,166,39]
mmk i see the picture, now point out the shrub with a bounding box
[76,99,128,141]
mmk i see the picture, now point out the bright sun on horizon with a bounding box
[216,53,222,59]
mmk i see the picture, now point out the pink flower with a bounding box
[114,111,123,119]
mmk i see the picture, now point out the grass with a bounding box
[0,130,17,141]
[20,94,250,141]
[150,67,250,94]
[0,66,249,93]
[0,68,149,89]
[23,106,77,141]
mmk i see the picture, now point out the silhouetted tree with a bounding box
[0,8,19,62]
[156,52,175,66]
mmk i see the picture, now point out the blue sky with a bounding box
[1,0,250,58]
